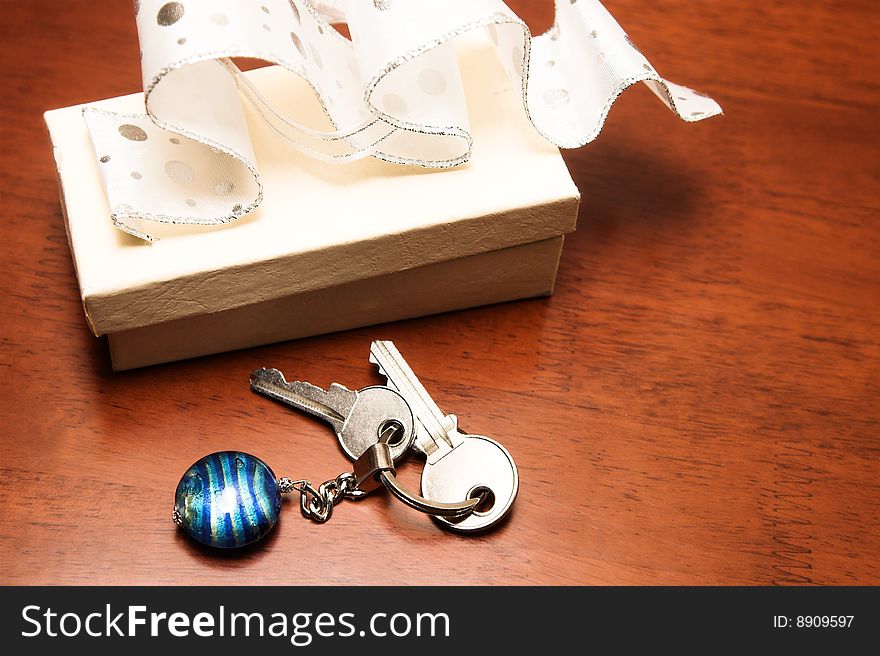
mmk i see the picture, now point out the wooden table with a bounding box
[1,1,877,585]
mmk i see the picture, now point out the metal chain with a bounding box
[278,472,365,523]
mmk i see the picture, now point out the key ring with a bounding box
[380,470,480,517]
[350,426,480,519]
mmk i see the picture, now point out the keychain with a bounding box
[174,341,518,548]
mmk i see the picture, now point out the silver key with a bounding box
[249,367,415,462]
[369,341,518,532]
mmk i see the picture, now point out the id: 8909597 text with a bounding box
[773,615,854,629]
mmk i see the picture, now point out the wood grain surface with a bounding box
[1,0,877,585]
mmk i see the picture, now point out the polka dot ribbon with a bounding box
[84,0,721,241]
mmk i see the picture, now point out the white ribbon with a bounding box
[84,0,721,241]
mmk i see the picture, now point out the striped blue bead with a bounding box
[174,451,281,549]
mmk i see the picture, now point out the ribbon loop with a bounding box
[86,0,721,241]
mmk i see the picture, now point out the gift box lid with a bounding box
[44,36,580,336]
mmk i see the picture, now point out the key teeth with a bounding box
[446,414,460,433]
[249,367,287,388]
[250,371,348,427]
[251,368,331,398]
[327,382,358,413]
[369,356,391,386]
[369,341,391,375]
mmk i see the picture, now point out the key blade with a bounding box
[249,368,352,430]
[369,341,462,459]
[369,342,443,419]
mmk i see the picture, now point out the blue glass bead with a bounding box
[174,451,281,549]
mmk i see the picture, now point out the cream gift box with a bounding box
[44,38,580,370]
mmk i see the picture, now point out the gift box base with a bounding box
[107,236,562,370]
